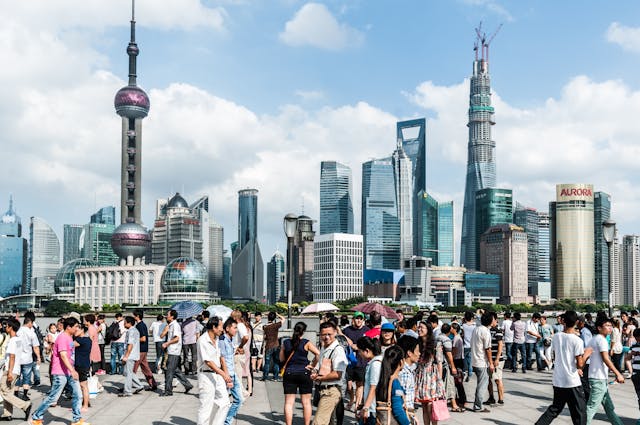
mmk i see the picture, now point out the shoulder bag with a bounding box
[376,378,403,425]
[279,339,298,377]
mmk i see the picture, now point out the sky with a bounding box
[2,0,640,267]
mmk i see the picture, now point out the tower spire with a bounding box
[8,194,13,214]
[127,0,139,86]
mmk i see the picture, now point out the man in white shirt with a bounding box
[120,317,144,397]
[501,312,514,370]
[584,316,625,424]
[197,316,232,425]
[470,312,494,412]
[160,310,193,397]
[0,318,31,420]
[16,316,41,400]
[311,321,348,425]
[461,311,476,382]
[525,313,542,371]
[535,311,586,425]
[149,315,166,373]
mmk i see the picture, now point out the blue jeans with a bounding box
[512,343,526,371]
[526,342,542,370]
[225,375,245,425]
[505,342,513,368]
[110,342,125,374]
[155,341,165,371]
[263,347,280,380]
[472,366,489,410]
[17,362,35,387]
[32,374,82,422]
[464,347,473,376]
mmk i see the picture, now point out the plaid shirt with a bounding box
[398,363,416,409]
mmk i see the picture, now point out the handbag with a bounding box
[279,342,296,377]
[431,398,450,422]
[376,379,401,425]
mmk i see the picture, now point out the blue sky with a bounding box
[2,0,640,268]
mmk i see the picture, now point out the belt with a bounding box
[319,384,340,389]
[200,369,216,373]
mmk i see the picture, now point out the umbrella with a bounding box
[301,302,339,314]
[352,302,400,320]
[170,300,204,319]
[206,304,233,321]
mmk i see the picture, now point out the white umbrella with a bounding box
[206,304,233,321]
[301,302,339,314]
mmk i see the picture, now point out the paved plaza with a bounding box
[12,368,639,424]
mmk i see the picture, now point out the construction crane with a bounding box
[474,21,502,62]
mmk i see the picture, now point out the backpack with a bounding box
[336,334,357,368]
[105,321,121,344]
[33,324,45,361]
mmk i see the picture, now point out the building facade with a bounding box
[594,191,611,304]
[63,224,84,264]
[475,188,513,268]
[90,206,116,225]
[514,207,539,295]
[551,184,595,302]
[231,189,264,300]
[415,191,438,264]
[312,233,363,303]
[622,235,640,307]
[437,201,454,266]
[0,197,27,297]
[393,142,413,266]
[320,161,354,235]
[400,256,434,305]
[209,221,224,295]
[361,158,400,269]
[537,212,551,301]
[363,269,405,301]
[464,271,501,302]
[611,231,623,306]
[479,224,528,305]
[28,217,60,295]
[293,216,315,301]
[82,223,118,266]
[267,250,286,304]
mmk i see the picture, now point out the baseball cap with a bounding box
[353,312,365,319]
[381,323,395,332]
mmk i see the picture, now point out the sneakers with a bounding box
[28,419,43,425]
[486,398,496,405]
[95,369,106,376]
[71,420,91,425]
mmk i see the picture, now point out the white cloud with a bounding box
[295,90,325,101]
[460,0,514,22]
[606,22,640,53]
[279,3,364,50]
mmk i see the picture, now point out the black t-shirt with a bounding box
[343,325,369,368]
[136,321,149,353]
[75,336,92,368]
[490,326,504,361]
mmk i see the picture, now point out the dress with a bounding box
[414,358,444,403]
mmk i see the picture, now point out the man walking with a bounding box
[471,311,494,413]
[535,310,586,425]
[109,313,126,375]
[149,314,166,373]
[181,316,199,375]
[197,316,232,425]
[510,312,527,373]
[1,318,31,421]
[160,310,193,397]
[577,315,593,401]
[119,317,144,397]
[16,316,41,401]
[502,312,514,370]
[29,317,87,425]
[526,313,543,371]
[487,311,505,405]
[220,317,243,425]
[311,321,348,425]
[462,311,476,381]
[132,310,157,390]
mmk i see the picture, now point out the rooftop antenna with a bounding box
[475,21,502,62]
[300,197,305,215]
[127,0,138,86]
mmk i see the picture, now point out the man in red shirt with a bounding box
[363,312,382,339]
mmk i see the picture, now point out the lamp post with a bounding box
[283,213,298,329]
[602,219,616,317]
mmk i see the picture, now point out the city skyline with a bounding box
[2,2,640,267]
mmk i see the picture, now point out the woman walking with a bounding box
[357,337,382,425]
[415,321,445,425]
[374,345,411,425]
[279,322,319,425]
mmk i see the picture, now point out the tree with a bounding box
[44,300,74,317]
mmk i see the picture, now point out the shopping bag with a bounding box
[431,398,450,421]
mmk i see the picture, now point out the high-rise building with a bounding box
[622,235,640,307]
[416,191,438,264]
[611,231,622,306]
[475,188,512,268]
[0,196,27,297]
[209,221,224,295]
[594,192,611,303]
[514,207,539,295]
[320,161,354,235]
[313,233,363,302]
[479,224,528,304]
[63,224,84,264]
[90,206,116,225]
[28,217,60,295]
[397,119,426,254]
[362,158,400,270]
[222,251,231,298]
[82,223,118,266]
[437,202,454,266]
[151,193,202,266]
[393,141,413,265]
[537,212,551,301]
[231,189,264,300]
[293,215,315,301]
[460,35,498,271]
[267,250,286,304]
[550,184,595,302]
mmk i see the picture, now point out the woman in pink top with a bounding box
[84,314,101,372]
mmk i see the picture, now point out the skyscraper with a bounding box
[437,201,454,266]
[460,32,498,270]
[294,215,315,301]
[28,217,60,295]
[622,235,640,307]
[151,193,202,265]
[514,207,539,295]
[267,250,286,304]
[313,233,363,302]
[361,158,400,269]
[393,140,413,265]
[320,161,354,235]
[537,212,551,301]
[82,223,118,266]
[209,221,224,295]
[594,191,611,303]
[550,184,595,302]
[415,191,438,263]
[611,231,622,306]
[90,206,116,225]
[475,188,512,267]
[0,196,27,297]
[63,224,84,264]
[231,189,264,300]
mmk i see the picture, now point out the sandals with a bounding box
[452,407,465,412]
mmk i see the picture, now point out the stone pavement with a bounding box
[9,369,639,424]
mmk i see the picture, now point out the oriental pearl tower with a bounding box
[110,0,152,265]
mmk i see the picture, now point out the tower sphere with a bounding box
[110,222,151,260]
[114,85,150,119]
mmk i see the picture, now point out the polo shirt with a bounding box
[197,331,221,372]
[166,321,182,356]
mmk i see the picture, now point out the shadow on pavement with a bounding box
[236,412,276,424]
[507,389,552,402]
[153,417,196,425]
[482,420,520,425]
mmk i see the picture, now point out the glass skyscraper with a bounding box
[82,223,118,266]
[514,207,539,295]
[474,188,512,268]
[0,197,27,297]
[267,250,285,304]
[537,212,551,299]
[320,161,354,235]
[28,217,60,295]
[90,206,116,225]
[361,158,400,270]
[437,201,454,266]
[63,224,84,264]
[231,189,264,300]
[416,191,438,264]
[460,42,497,270]
[594,191,611,303]
[393,141,413,265]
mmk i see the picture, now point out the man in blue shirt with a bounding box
[220,317,243,425]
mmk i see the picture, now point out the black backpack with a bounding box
[105,321,121,344]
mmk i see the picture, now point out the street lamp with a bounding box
[283,213,298,329]
[602,219,616,317]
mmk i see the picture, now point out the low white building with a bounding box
[313,233,363,303]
